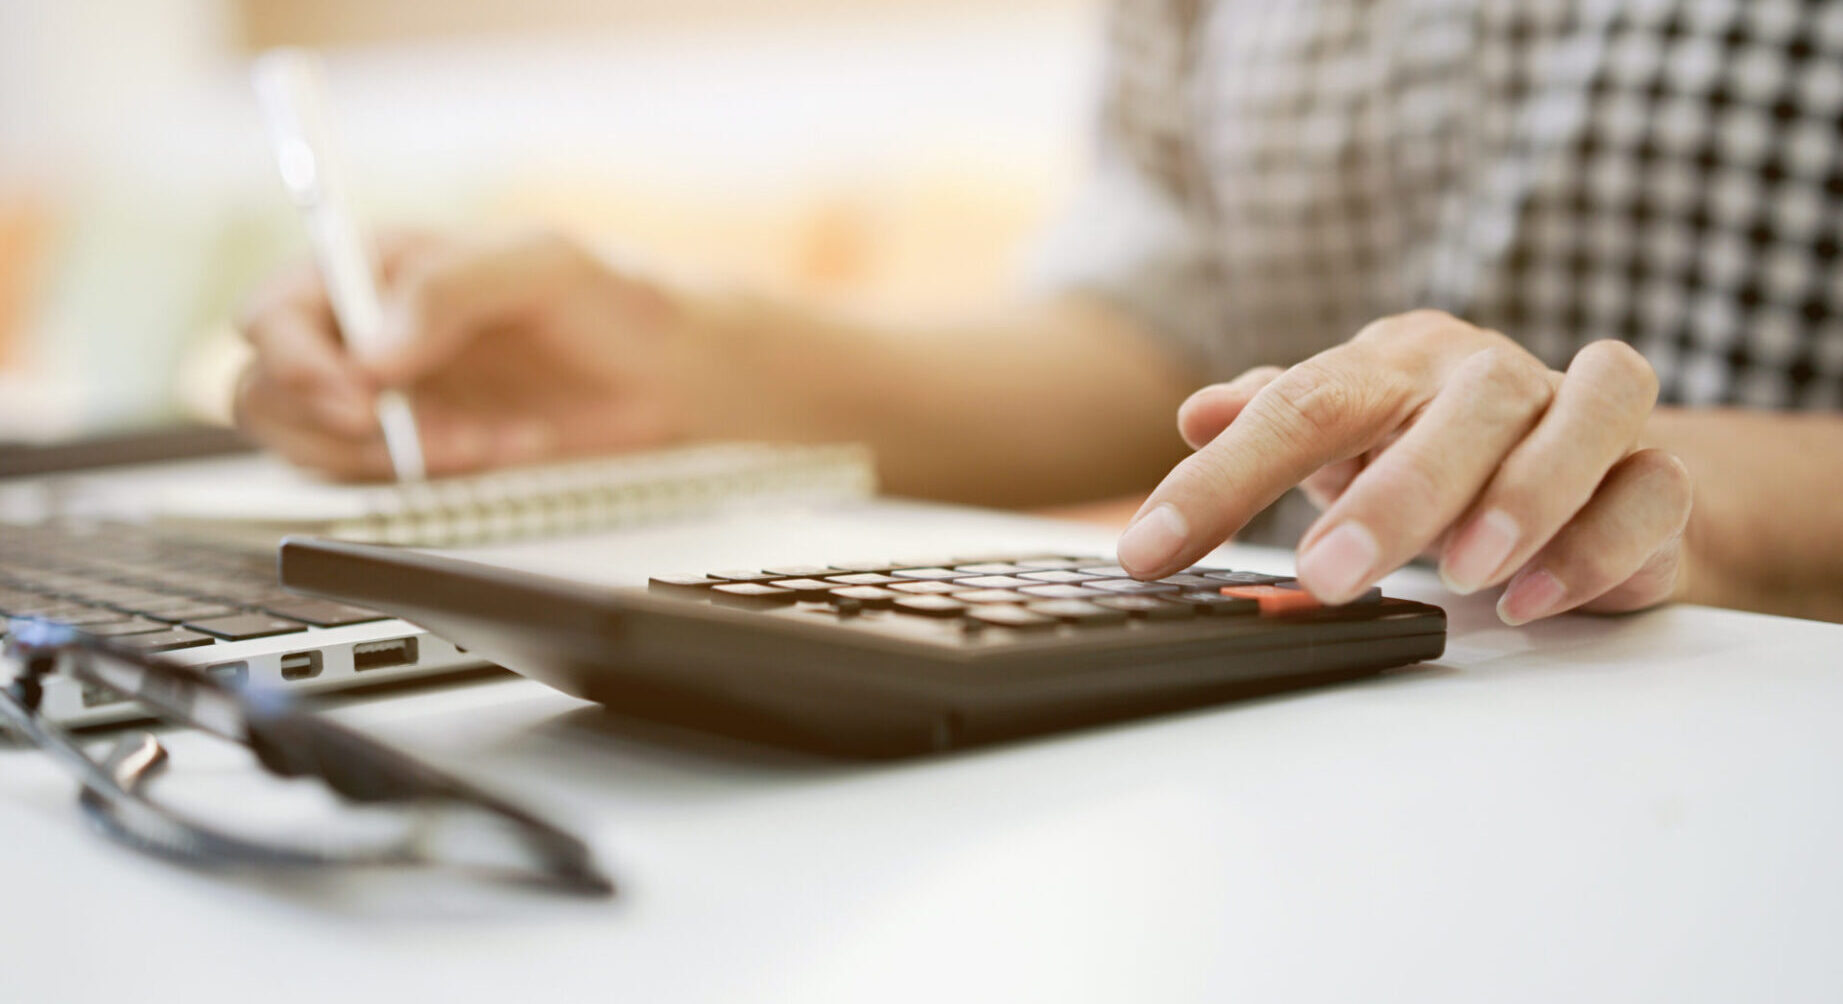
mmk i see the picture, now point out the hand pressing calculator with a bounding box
[280,542,1446,757]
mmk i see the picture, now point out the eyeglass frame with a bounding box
[0,618,613,896]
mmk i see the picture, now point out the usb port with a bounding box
[280,651,322,681]
[352,637,418,672]
[81,683,125,708]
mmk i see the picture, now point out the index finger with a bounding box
[1116,350,1417,578]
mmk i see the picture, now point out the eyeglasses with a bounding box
[0,618,612,896]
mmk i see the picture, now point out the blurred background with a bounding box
[0,0,1102,444]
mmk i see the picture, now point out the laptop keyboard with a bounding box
[0,522,388,652]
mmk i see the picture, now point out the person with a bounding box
[235,2,1843,624]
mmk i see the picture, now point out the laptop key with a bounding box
[258,598,393,627]
[117,628,216,652]
[181,613,310,641]
[143,603,242,624]
[80,618,176,637]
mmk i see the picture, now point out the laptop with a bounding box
[1,425,487,727]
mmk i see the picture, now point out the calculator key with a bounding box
[182,613,310,641]
[649,574,724,591]
[1173,592,1260,616]
[761,564,834,578]
[826,573,906,587]
[890,568,963,580]
[892,596,969,617]
[711,583,799,607]
[117,628,216,652]
[828,586,903,608]
[1077,566,1135,578]
[1088,579,1182,595]
[828,560,899,573]
[1277,582,1384,605]
[1219,585,1323,615]
[953,575,1037,590]
[951,589,1032,605]
[1025,600,1130,625]
[1204,571,1292,587]
[1018,584,1108,600]
[952,562,1023,575]
[889,581,961,595]
[1156,574,1221,589]
[889,557,958,572]
[1012,558,1088,571]
[965,606,1056,630]
[708,570,781,583]
[768,578,838,600]
[1016,570,1106,584]
[1094,596,1194,620]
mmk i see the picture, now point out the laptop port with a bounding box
[81,683,125,708]
[280,651,322,681]
[207,661,249,687]
[352,637,418,672]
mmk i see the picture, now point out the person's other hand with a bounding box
[235,230,717,479]
[1116,310,1693,625]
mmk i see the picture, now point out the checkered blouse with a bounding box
[1036,0,1843,410]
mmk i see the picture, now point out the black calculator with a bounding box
[280,541,1446,757]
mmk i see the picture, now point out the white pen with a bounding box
[251,48,426,482]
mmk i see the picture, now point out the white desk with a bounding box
[3,504,1840,1003]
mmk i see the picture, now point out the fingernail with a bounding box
[1498,569,1568,626]
[1297,521,1380,602]
[1117,503,1189,577]
[1440,508,1521,595]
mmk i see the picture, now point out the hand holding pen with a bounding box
[237,51,725,482]
[252,49,426,482]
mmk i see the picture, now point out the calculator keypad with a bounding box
[650,555,1385,638]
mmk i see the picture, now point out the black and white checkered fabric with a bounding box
[1036,0,1843,410]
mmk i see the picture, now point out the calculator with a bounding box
[279,540,1446,757]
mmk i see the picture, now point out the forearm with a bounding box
[1645,408,1843,621]
[684,294,1197,507]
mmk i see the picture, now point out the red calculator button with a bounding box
[1218,585,1323,615]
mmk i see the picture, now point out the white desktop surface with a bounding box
[2,500,1840,1003]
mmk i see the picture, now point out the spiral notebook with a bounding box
[152,442,877,548]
